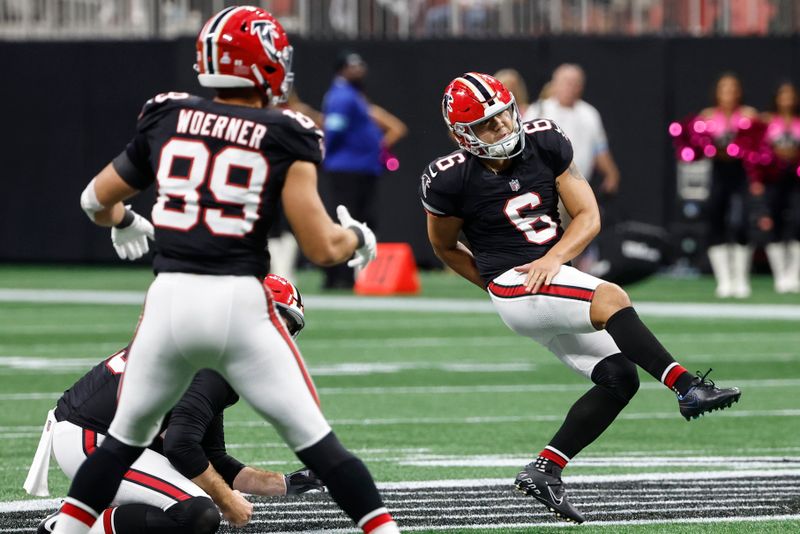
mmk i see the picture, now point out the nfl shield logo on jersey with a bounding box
[509,179,520,191]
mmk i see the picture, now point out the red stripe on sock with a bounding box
[61,502,97,527]
[664,365,688,389]
[362,513,394,533]
[102,508,114,534]
[539,449,568,468]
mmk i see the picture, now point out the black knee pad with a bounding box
[591,353,640,403]
[166,497,220,534]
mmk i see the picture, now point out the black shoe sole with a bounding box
[514,482,585,524]
[682,391,742,421]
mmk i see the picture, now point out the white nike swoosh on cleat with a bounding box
[547,486,564,506]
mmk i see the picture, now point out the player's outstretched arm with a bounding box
[427,213,486,290]
[515,162,600,293]
[80,163,154,260]
[192,464,253,527]
[79,163,140,227]
[282,161,368,266]
[551,162,601,261]
[232,466,288,496]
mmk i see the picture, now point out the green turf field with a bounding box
[0,265,798,532]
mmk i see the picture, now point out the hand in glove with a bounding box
[336,205,377,272]
[111,207,155,260]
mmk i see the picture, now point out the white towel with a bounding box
[23,409,56,497]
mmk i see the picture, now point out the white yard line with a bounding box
[2,288,800,320]
[3,376,800,402]
[5,470,800,513]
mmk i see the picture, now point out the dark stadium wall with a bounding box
[0,37,796,268]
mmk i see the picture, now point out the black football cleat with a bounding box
[678,368,742,421]
[514,463,585,524]
[36,510,58,534]
[285,468,326,495]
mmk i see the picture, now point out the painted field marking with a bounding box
[2,288,800,320]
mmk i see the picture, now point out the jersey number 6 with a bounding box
[503,192,558,245]
[151,139,268,237]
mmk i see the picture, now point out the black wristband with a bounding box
[115,209,135,229]
[349,226,365,248]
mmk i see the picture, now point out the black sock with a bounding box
[605,307,694,395]
[546,354,641,461]
[296,432,392,528]
[65,438,144,515]
[548,384,629,460]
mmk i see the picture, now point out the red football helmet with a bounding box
[442,72,524,159]
[263,274,305,337]
[195,6,294,105]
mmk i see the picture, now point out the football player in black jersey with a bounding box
[29,276,322,534]
[420,73,742,523]
[55,7,397,534]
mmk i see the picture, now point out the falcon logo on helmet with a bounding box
[195,6,294,106]
[263,274,305,338]
[251,20,281,62]
[442,72,525,160]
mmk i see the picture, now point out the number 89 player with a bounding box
[420,72,741,523]
[54,7,396,534]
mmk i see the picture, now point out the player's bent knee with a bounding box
[166,497,220,534]
[597,283,632,309]
[592,354,640,403]
[591,283,633,328]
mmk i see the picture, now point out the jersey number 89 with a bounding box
[151,139,268,237]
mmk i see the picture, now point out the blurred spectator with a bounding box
[759,82,800,293]
[700,73,759,298]
[320,51,407,289]
[493,68,530,117]
[525,64,620,196]
[525,63,620,272]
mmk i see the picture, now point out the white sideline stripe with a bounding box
[3,377,799,402]
[2,288,800,320]
[3,470,799,512]
[226,408,800,428]
[262,514,800,534]
[375,469,800,489]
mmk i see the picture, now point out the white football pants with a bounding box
[52,421,206,510]
[488,265,620,378]
[109,273,330,451]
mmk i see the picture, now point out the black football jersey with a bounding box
[55,347,245,484]
[419,120,573,284]
[113,92,324,277]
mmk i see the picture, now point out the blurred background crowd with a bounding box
[1,0,798,298]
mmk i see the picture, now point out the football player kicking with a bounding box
[29,275,324,534]
[420,72,741,524]
[54,6,398,534]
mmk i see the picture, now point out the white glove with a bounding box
[336,205,377,272]
[111,206,155,260]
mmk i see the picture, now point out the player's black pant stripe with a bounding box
[462,73,493,100]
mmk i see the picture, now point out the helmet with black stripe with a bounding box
[194,6,294,106]
[442,72,524,159]
[263,274,305,338]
